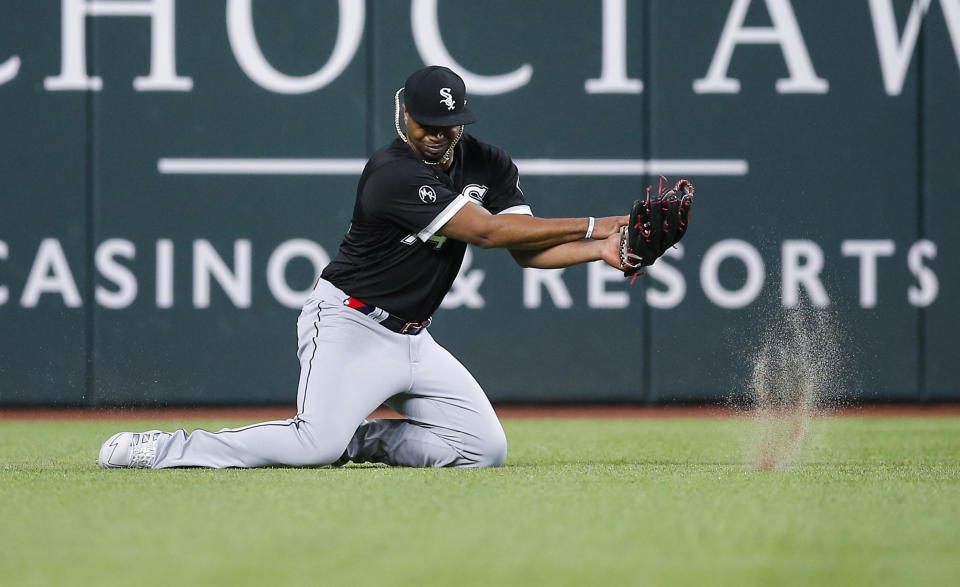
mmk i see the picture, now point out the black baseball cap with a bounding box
[403,65,477,126]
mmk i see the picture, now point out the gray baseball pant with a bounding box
[151,278,507,468]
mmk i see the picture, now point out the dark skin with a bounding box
[403,107,627,270]
[402,108,462,168]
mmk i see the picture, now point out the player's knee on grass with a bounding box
[468,427,508,468]
[292,421,352,466]
[303,443,349,467]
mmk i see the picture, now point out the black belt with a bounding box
[344,297,431,335]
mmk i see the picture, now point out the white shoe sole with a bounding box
[97,431,131,469]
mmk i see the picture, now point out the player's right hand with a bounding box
[598,232,625,269]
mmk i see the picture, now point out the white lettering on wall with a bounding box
[156,239,174,308]
[781,239,830,308]
[587,260,629,308]
[868,0,960,95]
[869,0,933,96]
[0,238,943,310]
[193,239,251,308]
[266,239,329,308]
[410,0,532,95]
[523,268,573,309]
[21,239,82,307]
[646,245,686,309]
[10,1,958,96]
[941,0,960,73]
[44,0,192,91]
[585,0,643,94]
[440,247,486,309]
[693,0,828,94]
[0,240,8,305]
[700,239,765,309]
[226,0,364,94]
[841,239,895,308]
[0,55,20,86]
[95,239,137,309]
[907,239,938,307]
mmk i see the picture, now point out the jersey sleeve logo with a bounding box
[463,184,488,204]
[418,185,437,203]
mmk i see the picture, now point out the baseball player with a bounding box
[98,66,629,469]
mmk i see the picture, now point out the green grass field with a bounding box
[1,416,958,586]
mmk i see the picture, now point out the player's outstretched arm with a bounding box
[509,232,623,269]
[439,202,627,250]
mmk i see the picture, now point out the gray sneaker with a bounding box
[97,430,170,469]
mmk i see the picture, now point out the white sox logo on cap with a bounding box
[418,185,437,203]
[439,88,455,111]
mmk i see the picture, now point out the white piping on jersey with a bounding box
[497,205,533,216]
[417,194,472,242]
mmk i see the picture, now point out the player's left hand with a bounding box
[619,178,694,276]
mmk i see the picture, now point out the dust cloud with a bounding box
[741,303,849,471]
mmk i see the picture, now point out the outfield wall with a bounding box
[1,1,958,405]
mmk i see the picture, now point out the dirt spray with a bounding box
[742,302,849,471]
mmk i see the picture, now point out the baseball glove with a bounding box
[619,177,694,278]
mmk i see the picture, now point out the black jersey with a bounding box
[321,135,530,322]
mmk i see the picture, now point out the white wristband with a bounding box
[585,216,596,239]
